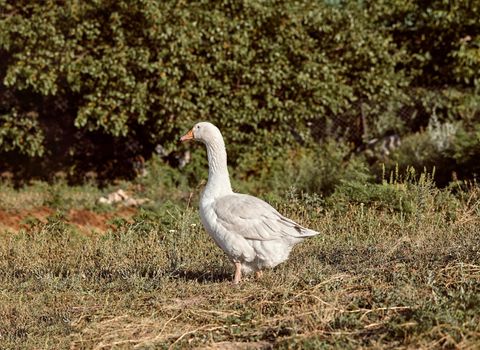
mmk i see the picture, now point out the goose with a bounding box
[180,122,319,283]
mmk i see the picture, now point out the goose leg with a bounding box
[255,270,263,279]
[233,262,242,284]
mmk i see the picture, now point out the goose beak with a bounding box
[180,129,194,142]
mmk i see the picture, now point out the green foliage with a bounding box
[367,0,480,144]
[379,120,480,186]
[0,0,408,173]
[0,0,478,184]
[329,166,462,220]
[0,110,44,156]
[274,142,371,196]
[369,0,480,88]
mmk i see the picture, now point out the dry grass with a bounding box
[0,183,479,349]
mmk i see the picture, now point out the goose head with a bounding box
[180,121,232,194]
[180,122,223,145]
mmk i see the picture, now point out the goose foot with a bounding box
[233,262,242,284]
[255,270,263,279]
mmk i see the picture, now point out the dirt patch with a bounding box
[0,207,136,234]
[0,207,54,232]
[68,207,136,234]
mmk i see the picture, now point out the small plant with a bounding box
[427,114,458,152]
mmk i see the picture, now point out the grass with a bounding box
[0,177,479,349]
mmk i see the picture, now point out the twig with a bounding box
[359,306,412,321]
[168,324,219,349]
[159,312,183,337]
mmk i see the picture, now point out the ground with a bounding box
[0,207,135,234]
[0,183,479,349]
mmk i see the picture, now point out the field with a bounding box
[0,178,479,349]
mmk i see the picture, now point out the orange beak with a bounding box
[180,129,194,142]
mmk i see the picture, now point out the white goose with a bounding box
[180,122,319,283]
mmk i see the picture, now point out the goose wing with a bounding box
[213,194,319,241]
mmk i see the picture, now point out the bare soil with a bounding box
[0,207,136,233]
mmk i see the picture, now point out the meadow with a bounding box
[0,164,479,349]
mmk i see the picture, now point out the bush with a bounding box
[378,120,480,187]
[328,166,462,220]
[368,0,480,88]
[0,0,408,180]
[0,0,478,185]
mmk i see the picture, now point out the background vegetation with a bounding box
[0,0,479,184]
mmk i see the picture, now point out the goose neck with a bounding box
[205,139,232,196]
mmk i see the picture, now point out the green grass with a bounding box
[0,182,479,349]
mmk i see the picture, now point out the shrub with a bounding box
[0,0,478,185]
[379,121,480,187]
[328,166,461,219]
[0,0,407,180]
